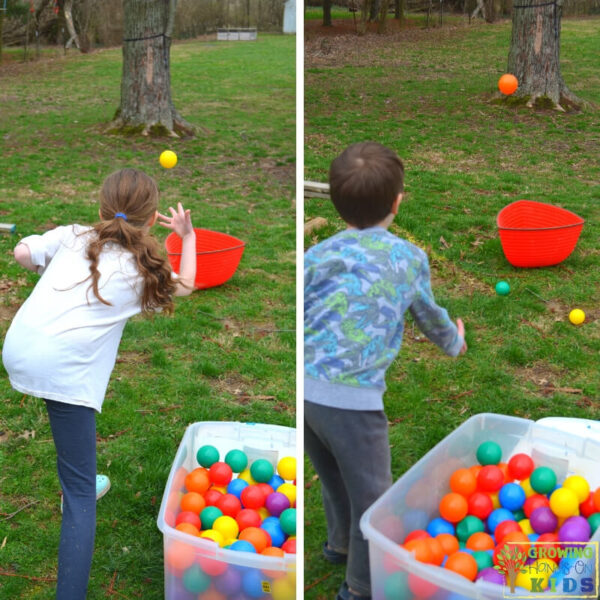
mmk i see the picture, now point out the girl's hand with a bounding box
[456,318,468,355]
[157,202,194,239]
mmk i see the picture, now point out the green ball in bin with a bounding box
[279,508,296,535]
[196,444,219,468]
[476,441,502,466]
[200,505,223,530]
[182,564,211,594]
[250,458,274,483]
[384,572,409,600]
[225,449,248,473]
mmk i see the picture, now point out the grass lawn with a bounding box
[0,34,295,598]
[304,18,600,599]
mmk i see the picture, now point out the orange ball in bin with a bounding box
[466,531,495,551]
[436,533,460,556]
[498,73,518,95]
[593,487,600,511]
[185,468,211,494]
[181,491,206,515]
[427,537,445,566]
[165,539,196,573]
[450,468,477,497]
[239,526,271,553]
[445,551,478,581]
[439,493,468,523]
[199,589,226,600]
[261,546,286,579]
[176,522,201,536]
[405,538,433,564]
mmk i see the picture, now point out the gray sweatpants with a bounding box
[304,400,393,597]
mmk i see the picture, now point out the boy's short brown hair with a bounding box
[329,142,404,229]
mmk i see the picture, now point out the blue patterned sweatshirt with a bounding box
[304,227,464,411]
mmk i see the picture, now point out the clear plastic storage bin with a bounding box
[158,421,297,599]
[360,413,600,600]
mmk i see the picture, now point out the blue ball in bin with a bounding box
[242,569,265,598]
[215,567,243,596]
[268,474,285,490]
[230,540,256,553]
[261,517,285,547]
[427,517,455,537]
[227,478,249,499]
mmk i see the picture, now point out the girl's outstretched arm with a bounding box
[157,202,197,296]
[14,243,38,272]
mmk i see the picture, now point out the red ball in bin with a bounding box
[198,554,228,577]
[216,493,242,517]
[209,462,233,487]
[239,526,271,553]
[508,453,534,481]
[494,519,522,544]
[404,529,430,544]
[477,465,505,492]
[281,537,296,554]
[468,492,494,520]
[580,493,598,518]
[408,573,437,598]
[256,482,275,500]
[205,488,224,506]
[523,494,550,518]
[594,488,600,511]
[236,508,262,531]
[241,485,266,510]
[175,510,202,530]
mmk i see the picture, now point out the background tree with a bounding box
[110,0,194,137]
[507,0,585,110]
[323,0,332,25]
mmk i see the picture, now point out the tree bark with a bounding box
[507,0,584,109]
[377,0,390,32]
[63,0,81,49]
[110,0,194,137]
[323,0,332,26]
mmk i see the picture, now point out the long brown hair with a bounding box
[86,169,176,314]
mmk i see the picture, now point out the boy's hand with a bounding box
[157,202,194,239]
[457,318,467,355]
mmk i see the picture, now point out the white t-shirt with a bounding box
[2,225,144,412]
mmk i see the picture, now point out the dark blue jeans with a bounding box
[45,399,96,600]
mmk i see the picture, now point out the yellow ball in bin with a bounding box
[213,515,239,540]
[277,483,296,507]
[569,309,585,325]
[271,577,296,600]
[201,529,225,547]
[277,456,296,481]
[159,150,177,169]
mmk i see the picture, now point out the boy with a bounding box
[304,142,467,600]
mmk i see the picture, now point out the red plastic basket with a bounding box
[497,200,584,268]
[165,228,245,289]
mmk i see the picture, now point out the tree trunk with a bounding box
[377,0,390,32]
[110,0,194,137]
[63,0,81,50]
[394,0,405,21]
[323,0,332,26]
[370,0,382,20]
[507,0,584,110]
[0,11,4,64]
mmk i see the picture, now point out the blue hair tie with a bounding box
[114,212,128,221]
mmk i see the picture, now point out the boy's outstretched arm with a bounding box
[409,254,466,357]
[157,203,197,296]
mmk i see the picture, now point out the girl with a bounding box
[2,168,196,599]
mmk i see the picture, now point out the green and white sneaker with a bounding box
[60,474,111,513]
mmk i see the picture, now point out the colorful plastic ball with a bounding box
[268,474,285,490]
[405,538,434,564]
[466,531,495,551]
[563,475,590,503]
[383,572,410,600]
[456,515,485,542]
[224,449,248,473]
[530,467,557,495]
[242,569,265,599]
[427,537,445,566]
[472,550,494,571]
[281,537,296,554]
[200,506,223,530]
[185,468,211,494]
[261,546,287,579]
[215,568,242,596]
[230,539,256,553]
[216,493,242,518]
[520,477,535,498]
[499,482,526,511]
[256,483,275,502]
[407,573,437,598]
[276,483,297,507]
[518,518,534,535]
[487,508,515,534]
[209,462,233,487]
[238,468,257,485]
[588,513,600,535]
[450,468,478,496]
[494,519,521,544]
[239,526,271,553]
[436,533,460,556]
[250,459,275,483]
[176,522,201,537]
[200,529,225,547]
[558,515,591,543]
[235,508,262,531]
[405,529,430,543]
[279,508,296,535]
[160,149,178,169]
[476,566,506,585]
[594,488,600,511]
[468,492,494,520]
[530,506,558,534]
[501,530,531,555]
[181,491,206,515]
[277,456,296,481]
[569,308,585,325]
[198,548,229,577]
[176,511,202,530]
[445,551,478,581]
[513,509,526,522]
[477,441,503,466]
[204,488,223,506]
[261,519,285,547]
[477,465,505,492]
[196,445,219,468]
[524,494,550,518]
[580,493,598,518]
[213,515,239,540]
[166,540,196,573]
[508,453,534,481]
[227,478,249,499]
[439,493,469,523]
[498,73,518,95]
[495,281,510,296]
[427,517,455,537]
[182,564,211,594]
[549,487,579,518]
[241,485,266,510]
[270,577,296,600]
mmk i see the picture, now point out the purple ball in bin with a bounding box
[530,506,558,534]
[265,492,290,517]
[215,567,243,596]
[476,566,506,585]
[559,515,591,543]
